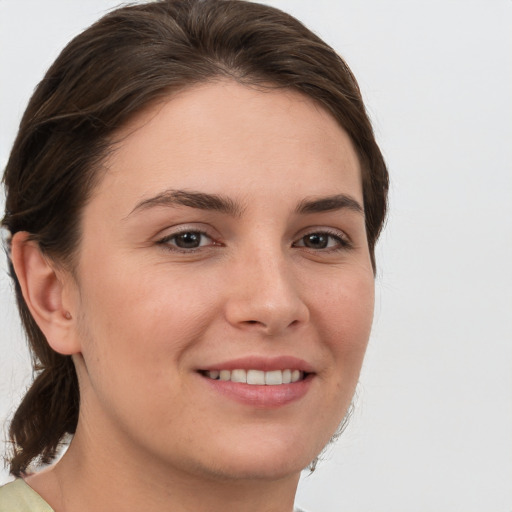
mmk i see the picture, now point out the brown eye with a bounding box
[302,233,329,249]
[174,232,203,248]
[294,231,349,251]
[159,231,213,250]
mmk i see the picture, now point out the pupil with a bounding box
[176,232,201,248]
[305,233,328,249]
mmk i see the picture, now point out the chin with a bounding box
[197,454,312,482]
[194,431,326,482]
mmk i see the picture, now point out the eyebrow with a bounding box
[295,194,364,216]
[127,189,363,219]
[127,189,244,218]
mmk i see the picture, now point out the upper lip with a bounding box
[199,355,315,373]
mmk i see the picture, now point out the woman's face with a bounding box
[66,81,374,481]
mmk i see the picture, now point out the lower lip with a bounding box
[200,374,314,408]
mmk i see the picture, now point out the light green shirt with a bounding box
[0,478,307,511]
[0,479,53,511]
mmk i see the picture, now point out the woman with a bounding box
[0,0,388,511]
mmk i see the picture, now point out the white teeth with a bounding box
[231,369,246,383]
[247,369,265,385]
[291,370,301,383]
[205,369,305,385]
[265,370,283,385]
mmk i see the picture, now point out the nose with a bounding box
[224,247,310,336]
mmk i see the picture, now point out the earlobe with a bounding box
[10,231,81,355]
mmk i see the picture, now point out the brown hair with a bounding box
[2,0,388,476]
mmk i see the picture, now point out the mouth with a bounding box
[197,356,315,407]
[199,368,308,385]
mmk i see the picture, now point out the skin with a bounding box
[14,80,375,512]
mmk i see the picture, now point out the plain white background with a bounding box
[1,1,511,511]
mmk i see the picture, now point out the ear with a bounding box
[11,231,81,355]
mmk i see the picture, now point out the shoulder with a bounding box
[0,479,54,512]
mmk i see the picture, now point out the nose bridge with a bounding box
[251,244,293,300]
[225,241,309,334]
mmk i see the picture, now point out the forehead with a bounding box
[95,80,363,213]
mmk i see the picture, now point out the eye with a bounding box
[293,231,350,251]
[158,230,215,251]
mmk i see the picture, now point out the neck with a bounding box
[29,425,301,512]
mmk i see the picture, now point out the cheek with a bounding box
[73,274,220,432]
[314,270,374,370]
[75,265,219,385]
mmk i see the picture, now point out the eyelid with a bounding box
[155,222,218,240]
[158,230,212,244]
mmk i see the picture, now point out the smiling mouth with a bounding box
[200,369,307,385]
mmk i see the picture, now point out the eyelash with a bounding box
[292,229,352,252]
[156,228,352,253]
